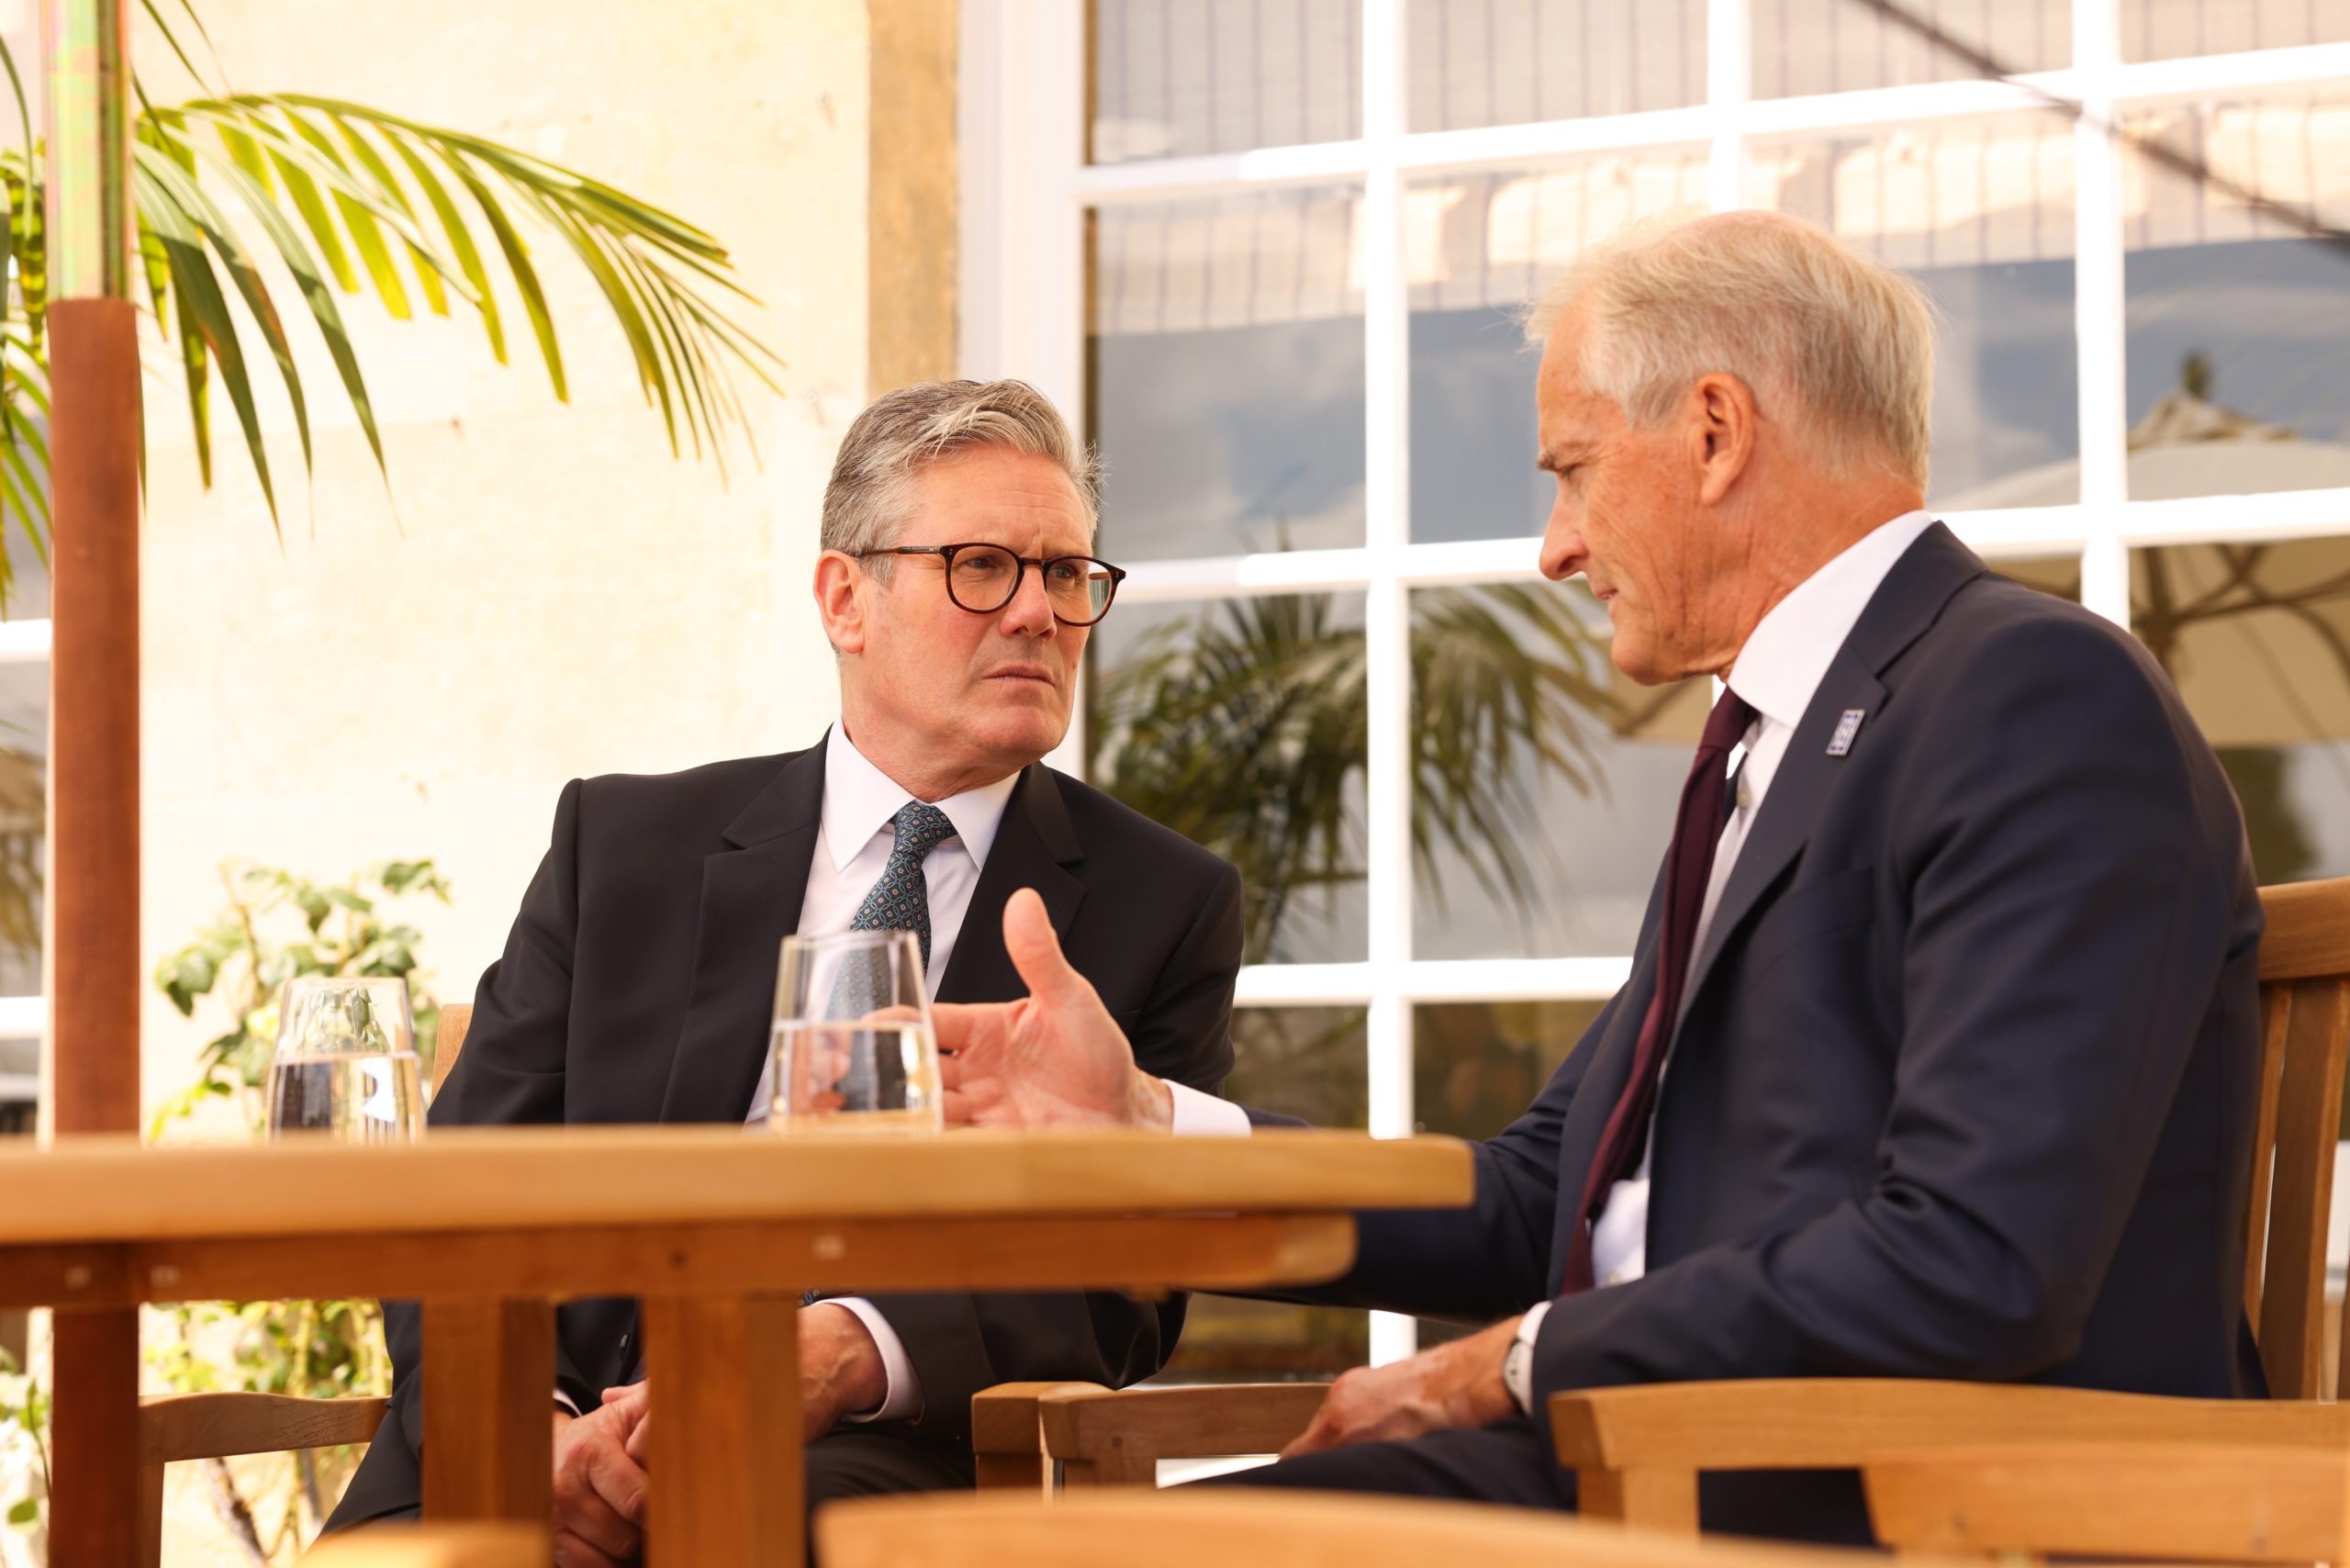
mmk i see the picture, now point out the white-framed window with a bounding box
[0,3,45,1137]
[0,525,47,1137]
[961,0,2350,1377]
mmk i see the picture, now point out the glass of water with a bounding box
[770,930,942,1135]
[266,976,424,1142]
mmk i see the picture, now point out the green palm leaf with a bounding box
[0,17,783,561]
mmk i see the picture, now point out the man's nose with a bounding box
[997,561,1058,637]
[1539,509,1587,583]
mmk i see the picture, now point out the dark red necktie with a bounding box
[1562,685,1759,1293]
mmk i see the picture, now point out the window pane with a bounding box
[1416,1000,1599,1139]
[1408,151,1709,543]
[0,658,43,999]
[1091,0,1360,164]
[1407,0,1705,132]
[1989,552,2083,599]
[1414,999,1602,1348]
[1749,113,2080,508]
[2132,538,2350,886]
[2123,0,2350,62]
[1161,1005,1369,1383]
[2122,95,2350,502]
[1751,0,2069,99]
[1091,188,1366,560]
[1411,581,1707,958]
[1088,593,1367,964]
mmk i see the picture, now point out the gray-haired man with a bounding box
[328,381,1248,1564]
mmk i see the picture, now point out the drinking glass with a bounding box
[266,976,424,1142]
[769,930,943,1135]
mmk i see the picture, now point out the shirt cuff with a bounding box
[822,1297,923,1424]
[1166,1081,1254,1137]
[552,1388,581,1417]
[1516,1300,1552,1348]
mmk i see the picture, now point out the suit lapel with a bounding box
[936,765,1087,1003]
[1674,522,1986,1027]
[656,745,828,1124]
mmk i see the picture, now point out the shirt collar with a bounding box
[820,725,1023,874]
[1727,509,1939,730]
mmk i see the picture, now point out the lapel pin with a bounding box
[1826,709,1866,756]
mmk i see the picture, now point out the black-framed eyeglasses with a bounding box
[856,543,1127,626]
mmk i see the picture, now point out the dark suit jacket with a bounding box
[333,740,1244,1525]
[1298,525,2265,1503]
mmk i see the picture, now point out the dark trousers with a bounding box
[326,1425,973,1563]
[1207,1416,1875,1545]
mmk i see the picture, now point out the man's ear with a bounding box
[1688,372,1760,506]
[813,551,868,655]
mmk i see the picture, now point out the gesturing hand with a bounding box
[934,888,1173,1130]
[1280,1316,1522,1461]
[551,1393,648,1568]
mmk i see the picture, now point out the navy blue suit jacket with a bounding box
[1303,523,2265,1411]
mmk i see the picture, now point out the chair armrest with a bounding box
[140,1392,392,1464]
[1041,1383,1330,1487]
[1862,1441,2349,1562]
[1548,1379,2350,1533]
[297,1522,545,1567]
[970,1382,1112,1492]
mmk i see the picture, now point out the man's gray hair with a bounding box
[822,379,1102,566]
[1526,210,1937,487]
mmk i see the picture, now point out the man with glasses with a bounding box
[327,380,1247,1564]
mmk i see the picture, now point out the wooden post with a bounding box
[642,1294,800,1567]
[43,0,141,1558]
[422,1299,557,1524]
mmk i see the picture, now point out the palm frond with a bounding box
[0,19,785,554]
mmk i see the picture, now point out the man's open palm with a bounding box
[935,889,1165,1128]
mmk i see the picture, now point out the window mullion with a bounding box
[2074,0,2131,629]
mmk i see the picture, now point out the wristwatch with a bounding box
[1502,1334,1534,1416]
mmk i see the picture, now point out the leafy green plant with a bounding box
[0,1346,48,1551]
[1088,585,1619,962]
[0,0,785,600]
[147,857,450,1563]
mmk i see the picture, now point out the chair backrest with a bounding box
[1863,1442,2348,1563]
[431,1002,473,1100]
[296,1523,545,1567]
[817,1491,1875,1568]
[2244,876,2350,1398]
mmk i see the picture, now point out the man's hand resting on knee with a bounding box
[551,1394,647,1568]
[934,888,1172,1129]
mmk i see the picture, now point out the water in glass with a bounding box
[769,929,943,1135]
[267,975,424,1142]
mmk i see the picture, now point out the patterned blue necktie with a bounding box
[848,801,958,969]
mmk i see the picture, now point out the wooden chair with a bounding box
[816,1489,1889,1568]
[296,1521,544,1566]
[135,1004,474,1567]
[1861,1442,2349,1563]
[970,875,2350,1512]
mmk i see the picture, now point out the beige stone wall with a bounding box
[133,0,892,1145]
[85,3,964,1552]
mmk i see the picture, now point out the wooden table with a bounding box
[0,1126,1472,1566]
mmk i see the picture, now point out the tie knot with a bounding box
[1701,688,1759,755]
[889,801,957,863]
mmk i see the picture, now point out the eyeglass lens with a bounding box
[946,546,1116,622]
